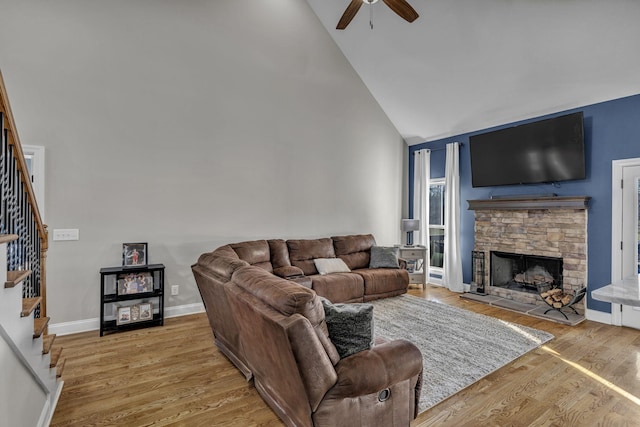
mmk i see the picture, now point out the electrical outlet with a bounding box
[171,285,179,296]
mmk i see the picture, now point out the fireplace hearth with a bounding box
[491,251,562,295]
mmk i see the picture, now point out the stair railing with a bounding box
[0,70,48,318]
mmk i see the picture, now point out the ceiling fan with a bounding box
[336,0,419,30]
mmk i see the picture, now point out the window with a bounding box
[429,179,445,269]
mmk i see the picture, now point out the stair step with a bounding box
[56,358,66,378]
[42,334,56,354]
[5,269,31,288]
[33,317,50,338]
[49,346,63,368]
[0,233,19,244]
[21,297,41,317]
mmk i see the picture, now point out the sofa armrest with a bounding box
[194,255,249,281]
[273,265,305,279]
[326,339,422,399]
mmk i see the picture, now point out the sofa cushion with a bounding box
[355,268,409,300]
[273,265,305,279]
[268,239,292,269]
[369,246,400,269]
[332,234,376,270]
[311,273,365,303]
[321,299,374,359]
[314,258,351,275]
[230,240,273,273]
[287,238,336,276]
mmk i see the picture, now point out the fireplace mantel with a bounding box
[467,196,591,211]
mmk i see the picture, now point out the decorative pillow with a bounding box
[314,258,351,275]
[369,246,400,269]
[321,298,374,358]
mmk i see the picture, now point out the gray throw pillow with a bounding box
[321,299,374,359]
[369,246,400,269]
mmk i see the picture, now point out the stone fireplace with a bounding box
[468,196,590,308]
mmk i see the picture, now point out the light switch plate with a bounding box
[53,229,79,241]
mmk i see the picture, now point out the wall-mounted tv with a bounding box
[469,112,585,188]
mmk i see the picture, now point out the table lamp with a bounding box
[401,219,420,246]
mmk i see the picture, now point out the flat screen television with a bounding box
[469,112,585,188]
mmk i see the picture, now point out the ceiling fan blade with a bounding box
[382,0,419,23]
[337,0,364,30]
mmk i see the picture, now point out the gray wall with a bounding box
[0,0,405,325]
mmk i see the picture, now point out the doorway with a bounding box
[611,158,640,329]
[22,145,45,221]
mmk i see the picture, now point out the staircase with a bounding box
[1,71,64,426]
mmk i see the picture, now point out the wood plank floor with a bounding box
[50,286,640,426]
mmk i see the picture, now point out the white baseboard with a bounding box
[165,303,205,318]
[49,303,206,336]
[585,307,613,325]
[48,318,100,336]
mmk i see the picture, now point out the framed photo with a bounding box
[123,242,147,267]
[131,304,141,322]
[117,272,154,295]
[139,302,153,321]
[116,306,131,325]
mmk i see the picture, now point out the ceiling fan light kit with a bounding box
[336,0,419,30]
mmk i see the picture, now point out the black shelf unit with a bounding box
[100,263,165,336]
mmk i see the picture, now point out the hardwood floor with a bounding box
[50,286,640,426]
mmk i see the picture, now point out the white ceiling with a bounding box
[306,0,640,145]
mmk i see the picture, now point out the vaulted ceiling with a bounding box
[306,0,640,145]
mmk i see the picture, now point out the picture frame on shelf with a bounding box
[139,302,153,321]
[116,306,131,325]
[117,272,153,295]
[130,304,140,322]
[122,242,147,267]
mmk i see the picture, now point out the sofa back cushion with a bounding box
[332,234,376,270]
[230,240,273,273]
[287,238,336,276]
[231,266,341,364]
[268,239,292,269]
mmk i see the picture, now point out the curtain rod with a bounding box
[413,143,464,153]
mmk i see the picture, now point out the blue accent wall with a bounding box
[408,94,640,314]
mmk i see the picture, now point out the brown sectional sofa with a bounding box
[192,234,422,426]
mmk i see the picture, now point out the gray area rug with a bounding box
[370,294,554,413]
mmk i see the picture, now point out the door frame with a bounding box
[610,157,640,326]
[22,145,45,221]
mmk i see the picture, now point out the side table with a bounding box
[398,246,428,289]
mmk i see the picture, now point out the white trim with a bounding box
[36,398,51,427]
[43,381,64,427]
[165,302,205,318]
[610,157,640,327]
[22,145,45,221]
[611,157,640,282]
[48,303,205,336]
[585,307,613,325]
[428,275,443,286]
[48,318,100,336]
